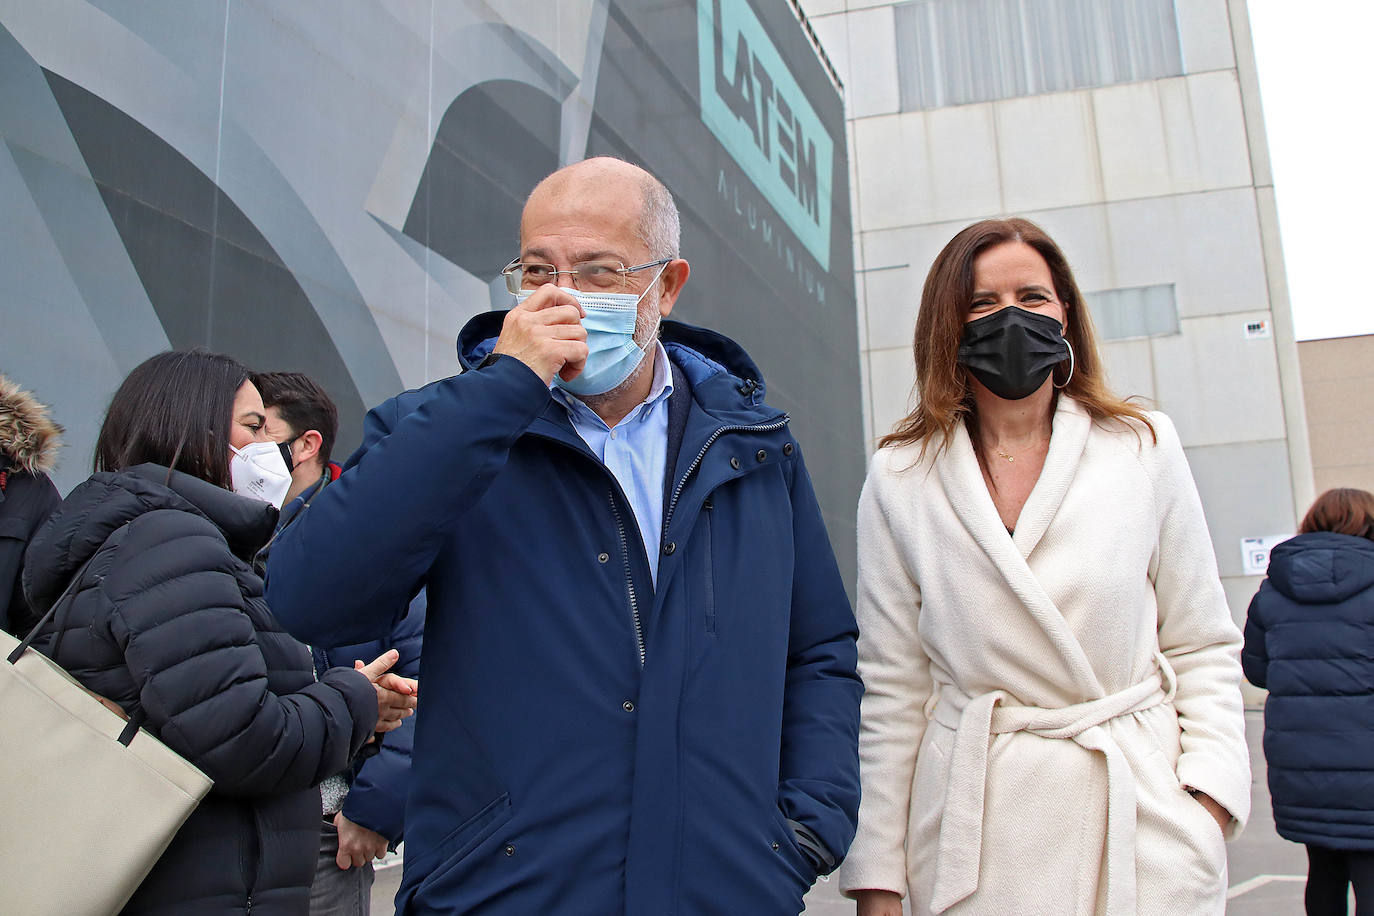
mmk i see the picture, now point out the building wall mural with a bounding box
[0,0,863,583]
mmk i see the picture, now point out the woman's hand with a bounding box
[355,649,418,733]
[1191,789,1230,834]
[853,889,903,916]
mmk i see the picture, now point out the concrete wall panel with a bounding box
[1099,338,1157,403]
[927,102,1002,220]
[1185,438,1298,579]
[1093,80,1174,201]
[853,111,928,231]
[810,7,899,119]
[1103,189,1266,320]
[1158,70,1252,192]
[1152,312,1286,447]
[1177,0,1237,73]
[867,345,916,447]
[995,91,1101,213]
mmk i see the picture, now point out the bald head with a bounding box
[523,157,680,261]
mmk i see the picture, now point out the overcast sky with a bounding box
[1247,0,1374,341]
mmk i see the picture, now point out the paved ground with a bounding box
[370,710,1315,914]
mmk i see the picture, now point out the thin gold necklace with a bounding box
[991,437,1048,463]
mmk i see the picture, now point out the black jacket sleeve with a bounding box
[105,510,377,795]
[1241,586,1269,689]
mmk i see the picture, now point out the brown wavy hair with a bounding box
[1298,488,1374,540]
[878,217,1155,453]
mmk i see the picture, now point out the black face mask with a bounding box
[957,306,1069,400]
[277,439,296,474]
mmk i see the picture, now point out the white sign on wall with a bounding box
[1241,535,1292,576]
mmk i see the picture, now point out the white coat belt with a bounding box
[928,653,1178,915]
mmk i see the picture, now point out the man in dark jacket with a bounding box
[267,157,862,915]
[255,370,425,914]
[0,374,62,636]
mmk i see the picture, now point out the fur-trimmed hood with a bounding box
[0,375,61,473]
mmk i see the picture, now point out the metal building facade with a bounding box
[0,0,865,583]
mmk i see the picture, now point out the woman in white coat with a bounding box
[841,219,1250,916]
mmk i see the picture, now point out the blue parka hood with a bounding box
[1264,531,1374,604]
[457,310,774,419]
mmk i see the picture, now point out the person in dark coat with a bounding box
[1243,486,1374,915]
[0,373,62,636]
[21,350,417,915]
[266,158,862,915]
[253,369,425,914]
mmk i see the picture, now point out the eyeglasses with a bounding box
[501,257,671,294]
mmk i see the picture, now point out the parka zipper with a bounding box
[528,427,651,669]
[531,413,788,670]
[607,489,647,667]
[241,804,260,913]
[661,417,790,541]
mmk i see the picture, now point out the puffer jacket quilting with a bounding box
[22,464,377,914]
[1243,530,1374,849]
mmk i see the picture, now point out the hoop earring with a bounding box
[1053,341,1075,389]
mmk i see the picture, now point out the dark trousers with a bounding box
[1306,844,1374,915]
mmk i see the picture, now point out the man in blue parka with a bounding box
[266,157,861,915]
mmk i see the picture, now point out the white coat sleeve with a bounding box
[1146,413,1252,835]
[840,453,933,898]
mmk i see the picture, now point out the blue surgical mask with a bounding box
[514,272,663,396]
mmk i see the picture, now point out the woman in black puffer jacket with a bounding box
[1243,487,1374,915]
[22,350,416,915]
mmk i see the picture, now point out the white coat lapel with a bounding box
[1009,397,1091,559]
[936,401,1100,694]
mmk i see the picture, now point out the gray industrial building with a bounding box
[0,0,1317,656]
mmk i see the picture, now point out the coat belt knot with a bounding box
[929,653,1178,915]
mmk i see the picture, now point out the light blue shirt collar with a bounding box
[550,341,673,426]
[553,342,673,586]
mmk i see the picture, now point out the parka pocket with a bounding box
[769,808,817,892]
[410,793,514,887]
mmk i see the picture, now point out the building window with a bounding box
[1084,283,1179,341]
[894,0,1184,111]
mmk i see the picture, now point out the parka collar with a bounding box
[456,310,780,426]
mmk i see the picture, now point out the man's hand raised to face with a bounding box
[492,285,588,385]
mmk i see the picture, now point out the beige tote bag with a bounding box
[0,550,213,916]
